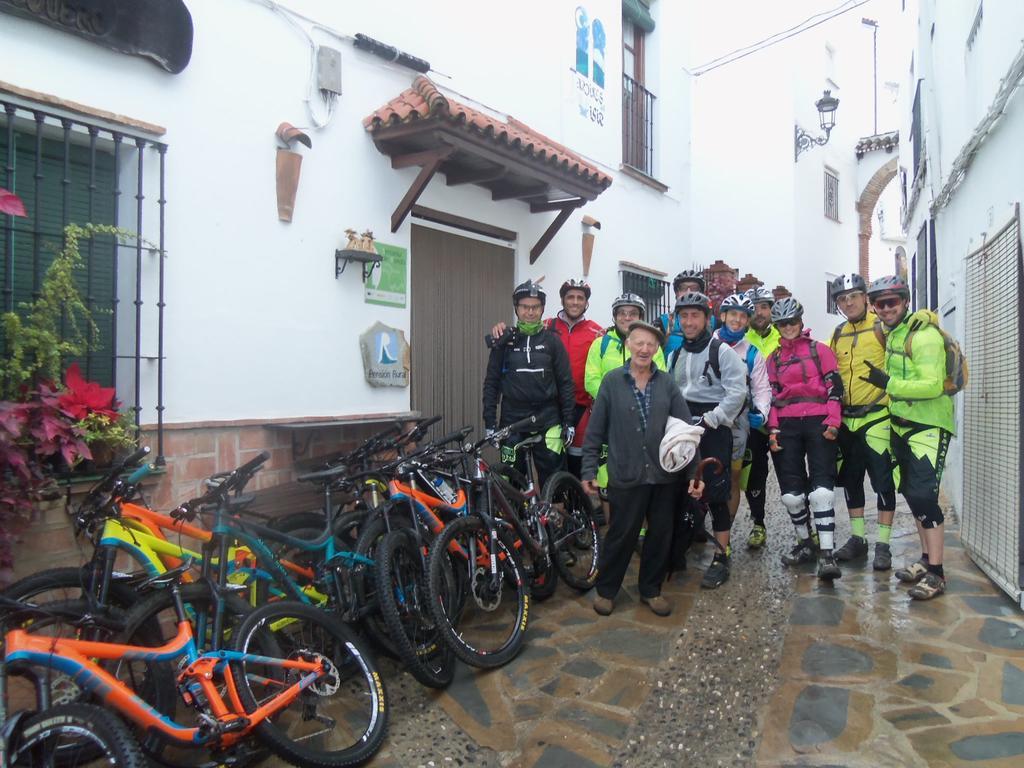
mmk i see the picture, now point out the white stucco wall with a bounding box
[691,0,904,337]
[900,0,1024,514]
[0,0,692,425]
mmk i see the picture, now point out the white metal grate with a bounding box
[961,210,1023,606]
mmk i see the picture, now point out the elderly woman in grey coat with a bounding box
[582,321,704,617]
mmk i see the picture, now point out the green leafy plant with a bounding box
[0,222,132,400]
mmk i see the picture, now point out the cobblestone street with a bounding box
[342,484,1024,768]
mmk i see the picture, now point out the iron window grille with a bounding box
[824,168,840,221]
[1,100,167,463]
[621,269,671,322]
[622,74,656,175]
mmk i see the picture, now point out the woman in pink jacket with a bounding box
[765,297,845,581]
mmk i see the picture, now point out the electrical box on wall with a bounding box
[317,46,342,95]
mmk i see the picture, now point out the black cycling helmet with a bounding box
[513,279,546,306]
[771,297,803,324]
[559,279,591,299]
[674,291,712,316]
[720,293,754,315]
[830,273,867,299]
[611,292,646,319]
[745,285,775,306]
[673,269,706,294]
[866,274,910,300]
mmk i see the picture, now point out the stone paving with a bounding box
[343,487,1024,768]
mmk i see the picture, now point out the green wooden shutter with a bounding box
[0,129,117,385]
[623,0,655,33]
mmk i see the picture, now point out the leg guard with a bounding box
[905,495,945,528]
[781,492,809,534]
[808,486,836,551]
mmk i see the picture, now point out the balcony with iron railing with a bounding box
[622,74,656,176]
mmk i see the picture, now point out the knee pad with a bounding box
[808,486,835,512]
[781,493,806,514]
[905,496,944,528]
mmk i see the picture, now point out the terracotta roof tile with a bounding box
[364,76,612,188]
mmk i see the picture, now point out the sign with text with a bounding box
[359,321,410,388]
[365,241,407,308]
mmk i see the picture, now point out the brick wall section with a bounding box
[855,157,898,282]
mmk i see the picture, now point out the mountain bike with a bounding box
[0,598,148,767]
[1,563,388,767]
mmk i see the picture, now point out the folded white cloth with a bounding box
[659,415,704,473]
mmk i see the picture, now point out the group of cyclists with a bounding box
[483,265,956,610]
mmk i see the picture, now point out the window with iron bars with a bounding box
[621,269,671,323]
[1,100,168,462]
[824,168,840,221]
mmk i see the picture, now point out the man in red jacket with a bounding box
[546,280,604,477]
[492,279,603,479]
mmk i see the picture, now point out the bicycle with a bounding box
[0,598,148,767]
[489,431,601,599]
[2,563,388,767]
[425,416,541,669]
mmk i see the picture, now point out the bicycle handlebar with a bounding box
[124,462,154,485]
[471,415,537,451]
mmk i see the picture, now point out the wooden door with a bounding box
[410,225,514,442]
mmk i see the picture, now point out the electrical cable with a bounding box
[244,0,348,129]
[689,0,875,76]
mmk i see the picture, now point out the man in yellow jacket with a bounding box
[828,274,897,571]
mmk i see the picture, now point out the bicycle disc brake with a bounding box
[471,565,501,611]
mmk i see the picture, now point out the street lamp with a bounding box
[794,90,840,161]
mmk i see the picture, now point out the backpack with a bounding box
[669,337,722,381]
[831,319,885,350]
[904,319,968,395]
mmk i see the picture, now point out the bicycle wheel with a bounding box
[2,565,148,613]
[9,703,147,767]
[427,514,529,669]
[543,471,600,591]
[490,465,558,601]
[231,601,388,768]
[374,529,455,689]
[350,509,402,656]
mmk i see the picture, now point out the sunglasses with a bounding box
[836,291,865,303]
[872,297,903,310]
[774,318,801,328]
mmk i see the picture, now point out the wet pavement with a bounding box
[306,482,1024,768]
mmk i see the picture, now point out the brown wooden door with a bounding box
[411,225,514,441]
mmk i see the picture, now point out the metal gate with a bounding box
[961,208,1023,607]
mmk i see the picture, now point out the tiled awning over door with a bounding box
[363,76,612,263]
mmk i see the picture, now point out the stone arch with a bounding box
[855,157,898,281]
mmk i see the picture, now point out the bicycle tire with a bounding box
[9,703,147,768]
[351,510,402,656]
[490,464,558,601]
[542,471,601,591]
[427,514,529,669]
[374,529,455,689]
[231,601,388,768]
[2,565,149,612]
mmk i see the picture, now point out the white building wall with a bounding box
[0,0,692,425]
[691,0,904,336]
[900,0,1024,514]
